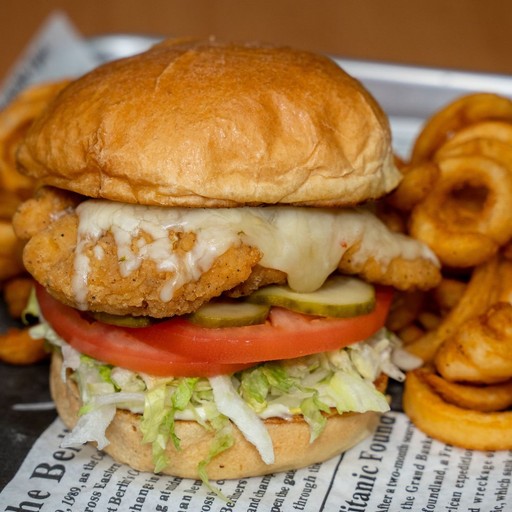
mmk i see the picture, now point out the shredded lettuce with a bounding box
[238,363,294,413]
[210,374,274,465]
[325,371,389,413]
[63,403,116,450]
[140,377,200,472]
[141,385,173,473]
[198,416,233,497]
[300,395,330,443]
[34,318,409,479]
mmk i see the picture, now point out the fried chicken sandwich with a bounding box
[13,38,440,480]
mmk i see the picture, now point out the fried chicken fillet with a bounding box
[14,186,440,318]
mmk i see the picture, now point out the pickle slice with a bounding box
[188,301,271,328]
[247,275,375,318]
[91,312,155,327]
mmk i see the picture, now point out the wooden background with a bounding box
[2,0,512,82]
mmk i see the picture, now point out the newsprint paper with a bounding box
[1,11,511,512]
[1,413,511,511]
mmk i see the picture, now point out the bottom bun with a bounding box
[50,351,387,479]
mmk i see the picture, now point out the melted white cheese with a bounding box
[73,201,437,309]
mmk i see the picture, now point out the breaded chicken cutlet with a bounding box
[15,187,440,318]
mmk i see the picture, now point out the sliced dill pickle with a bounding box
[188,301,270,328]
[247,275,375,318]
[91,312,154,328]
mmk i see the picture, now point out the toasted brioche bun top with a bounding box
[17,38,401,207]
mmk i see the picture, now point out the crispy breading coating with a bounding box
[14,187,440,318]
[337,242,441,292]
[19,207,261,318]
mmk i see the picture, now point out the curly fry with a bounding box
[411,93,512,163]
[497,262,512,306]
[421,366,512,412]
[0,220,25,281]
[416,311,441,331]
[386,161,439,212]
[397,323,425,345]
[0,80,71,289]
[403,368,512,450]
[0,327,47,365]
[409,154,512,267]
[375,203,407,233]
[400,93,512,453]
[432,277,467,314]
[435,302,512,385]
[406,255,502,362]
[435,120,512,156]
[0,190,23,219]
[3,276,33,319]
[502,241,512,260]
[0,80,70,198]
[435,136,512,176]
[386,290,426,331]
[393,153,407,170]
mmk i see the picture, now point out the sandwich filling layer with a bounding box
[14,190,441,318]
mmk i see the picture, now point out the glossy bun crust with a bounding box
[18,38,400,207]
[50,351,387,479]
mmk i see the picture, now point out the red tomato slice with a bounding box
[36,284,393,377]
[36,285,253,377]
[133,286,393,363]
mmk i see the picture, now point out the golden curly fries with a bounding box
[381,92,512,452]
[411,93,512,164]
[0,80,69,365]
[403,368,512,450]
[435,302,512,385]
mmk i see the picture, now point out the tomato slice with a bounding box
[36,284,393,377]
[133,286,393,363]
[36,285,253,377]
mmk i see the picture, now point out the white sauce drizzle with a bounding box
[72,201,438,310]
